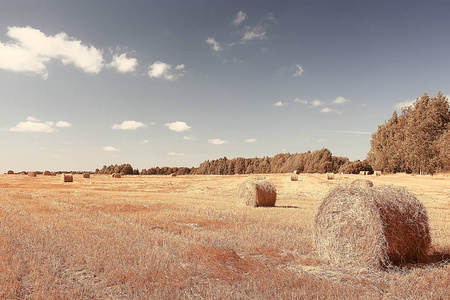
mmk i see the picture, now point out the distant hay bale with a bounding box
[62,174,73,182]
[171,173,177,177]
[7,170,14,175]
[314,184,431,268]
[360,171,369,175]
[51,173,56,176]
[293,170,300,175]
[83,173,90,178]
[375,171,382,176]
[237,180,277,207]
[256,176,266,180]
[120,172,125,176]
[291,174,298,181]
[351,179,374,188]
[113,173,121,178]
[326,173,334,180]
[28,172,37,177]
[43,170,51,176]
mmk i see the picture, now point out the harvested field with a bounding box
[0,173,448,299]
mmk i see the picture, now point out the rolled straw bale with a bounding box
[112,173,117,178]
[43,170,51,176]
[351,179,374,188]
[291,174,298,181]
[171,173,177,177]
[256,176,266,180]
[114,173,121,178]
[326,173,334,180]
[375,171,382,176]
[28,172,37,177]
[120,172,125,176]
[314,184,430,268]
[294,170,300,175]
[83,173,90,178]
[7,170,14,174]
[237,180,277,207]
[62,174,73,182]
[50,173,57,176]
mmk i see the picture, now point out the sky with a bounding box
[1,0,450,172]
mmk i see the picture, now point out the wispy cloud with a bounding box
[108,52,137,73]
[111,120,146,130]
[240,13,276,43]
[165,121,191,132]
[208,138,229,145]
[245,138,257,143]
[9,117,71,133]
[293,64,304,77]
[0,26,104,79]
[294,97,308,104]
[205,37,222,52]
[311,100,324,107]
[320,107,341,114]
[332,96,350,104]
[140,139,149,144]
[233,10,247,25]
[273,101,287,107]
[183,136,196,141]
[103,146,119,152]
[394,99,415,110]
[148,61,185,81]
[168,152,184,156]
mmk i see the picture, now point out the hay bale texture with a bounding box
[326,173,334,180]
[314,184,431,268]
[28,172,37,177]
[113,173,121,178]
[351,179,374,188]
[291,174,298,181]
[43,170,51,176]
[62,174,73,182]
[7,170,14,174]
[237,180,277,207]
[83,173,90,178]
[375,171,382,176]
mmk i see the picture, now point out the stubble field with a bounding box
[0,173,449,299]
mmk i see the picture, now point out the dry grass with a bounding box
[0,173,448,299]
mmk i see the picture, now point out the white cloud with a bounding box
[332,96,350,104]
[242,25,267,42]
[245,138,257,143]
[205,37,222,52]
[293,64,304,77]
[273,101,287,107]
[111,120,146,130]
[148,60,185,81]
[233,11,247,25]
[103,146,119,152]
[165,121,191,132]
[0,26,104,79]
[9,117,71,133]
[140,139,149,144]
[168,152,184,156]
[294,97,308,104]
[320,107,341,114]
[312,100,324,107]
[108,53,137,73]
[183,136,196,141]
[394,99,415,110]
[9,121,55,133]
[208,138,229,145]
[55,121,71,128]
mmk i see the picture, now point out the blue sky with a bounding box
[1,0,449,172]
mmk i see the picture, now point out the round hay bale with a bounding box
[83,173,90,178]
[237,180,277,207]
[51,173,57,176]
[120,172,125,176]
[291,174,298,181]
[171,173,177,177]
[114,173,121,178]
[7,170,14,175]
[62,174,73,183]
[326,173,334,180]
[293,170,300,175]
[43,170,51,176]
[350,179,373,188]
[314,184,431,268]
[28,172,37,177]
[375,171,382,176]
[256,176,266,180]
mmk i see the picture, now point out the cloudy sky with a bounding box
[1,0,449,172]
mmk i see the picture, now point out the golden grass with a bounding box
[0,173,448,299]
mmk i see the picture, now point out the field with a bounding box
[0,173,449,299]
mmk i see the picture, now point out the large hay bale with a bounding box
[326,173,334,180]
[28,172,37,177]
[83,173,90,178]
[62,174,73,182]
[237,180,277,207]
[43,170,51,176]
[7,170,14,175]
[314,184,431,268]
[350,179,374,188]
[291,174,298,181]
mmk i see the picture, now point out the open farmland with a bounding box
[0,173,449,299]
